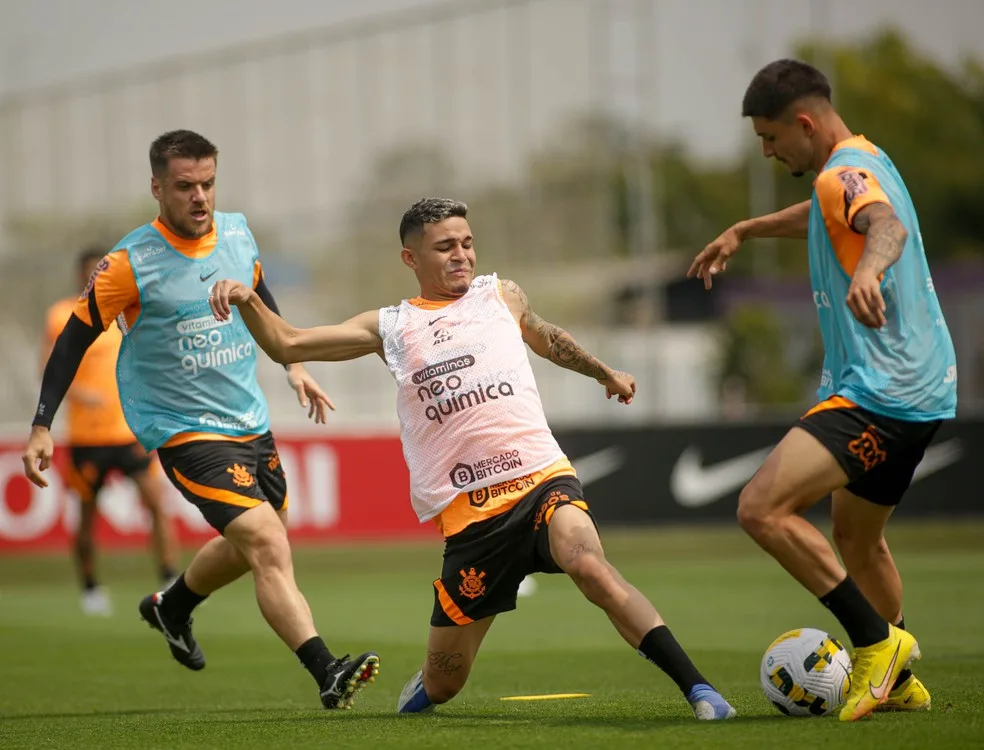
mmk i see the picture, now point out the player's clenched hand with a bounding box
[287,365,336,424]
[22,426,54,488]
[846,270,887,329]
[599,370,636,405]
[209,279,252,321]
[688,225,742,290]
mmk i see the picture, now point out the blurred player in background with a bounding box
[689,59,957,721]
[24,130,379,710]
[43,247,177,616]
[209,197,737,721]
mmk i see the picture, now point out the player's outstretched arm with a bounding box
[688,200,811,290]
[500,279,635,404]
[734,200,812,241]
[210,279,382,364]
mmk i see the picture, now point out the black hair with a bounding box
[742,59,832,120]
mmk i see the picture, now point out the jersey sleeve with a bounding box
[72,250,139,331]
[252,259,263,289]
[815,167,893,232]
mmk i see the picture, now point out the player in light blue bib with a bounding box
[24,129,378,710]
[689,59,955,721]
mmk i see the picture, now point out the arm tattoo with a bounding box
[853,204,908,277]
[501,279,610,380]
[427,651,464,676]
[566,542,596,565]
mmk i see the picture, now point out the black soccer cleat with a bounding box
[320,652,380,709]
[138,591,206,671]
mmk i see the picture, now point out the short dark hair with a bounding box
[77,245,105,273]
[742,59,832,120]
[149,129,219,177]
[399,197,469,245]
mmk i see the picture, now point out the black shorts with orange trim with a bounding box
[431,476,595,628]
[797,397,941,507]
[157,431,287,533]
[68,443,153,502]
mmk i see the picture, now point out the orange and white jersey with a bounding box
[379,274,569,532]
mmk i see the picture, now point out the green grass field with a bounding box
[2,521,983,749]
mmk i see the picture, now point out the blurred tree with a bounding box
[798,30,984,262]
[718,303,814,409]
[662,29,984,277]
[2,200,158,332]
[322,28,982,328]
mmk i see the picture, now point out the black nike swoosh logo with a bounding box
[428,316,447,326]
[200,269,218,282]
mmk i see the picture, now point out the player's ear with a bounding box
[151,176,162,201]
[401,247,417,271]
[795,112,817,137]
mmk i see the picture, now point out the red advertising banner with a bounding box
[0,433,438,552]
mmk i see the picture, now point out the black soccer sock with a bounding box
[295,636,337,687]
[160,573,208,623]
[818,577,889,648]
[637,625,709,697]
[893,615,913,689]
[159,565,177,584]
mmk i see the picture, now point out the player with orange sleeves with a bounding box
[43,247,177,615]
[25,130,379,710]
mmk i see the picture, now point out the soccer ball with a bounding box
[760,628,852,717]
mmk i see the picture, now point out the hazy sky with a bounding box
[3,0,983,159]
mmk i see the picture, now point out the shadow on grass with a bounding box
[2,706,788,729]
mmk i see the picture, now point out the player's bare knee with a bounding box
[231,518,291,573]
[423,656,469,704]
[736,494,766,536]
[567,550,620,607]
[248,534,291,573]
[737,483,782,538]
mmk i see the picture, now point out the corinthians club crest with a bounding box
[458,568,487,599]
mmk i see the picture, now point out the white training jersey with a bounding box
[378,274,565,523]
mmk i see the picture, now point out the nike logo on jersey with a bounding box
[868,642,902,702]
[200,268,218,282]
[428,316,447,326]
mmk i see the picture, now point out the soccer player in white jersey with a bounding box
[208,197,736,720]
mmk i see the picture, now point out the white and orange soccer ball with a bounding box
[760,628,852,717]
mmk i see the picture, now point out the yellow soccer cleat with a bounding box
[877,674,932,712]
[839,624,921,722]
